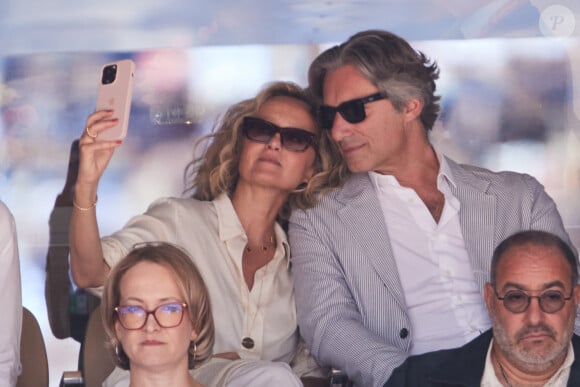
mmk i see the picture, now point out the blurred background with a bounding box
[1,0,580,385]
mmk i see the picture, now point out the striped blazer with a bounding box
[289,156,575,387]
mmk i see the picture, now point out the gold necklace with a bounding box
[245,234,274,252]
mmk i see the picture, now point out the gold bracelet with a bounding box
[73,195,98,212]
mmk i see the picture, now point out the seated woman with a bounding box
[101,242,213,387]
[70,81,342,386]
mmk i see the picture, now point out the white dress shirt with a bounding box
[369,156,490,355]
[0,200,22,387]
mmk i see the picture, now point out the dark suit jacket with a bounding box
[384,330,580,387]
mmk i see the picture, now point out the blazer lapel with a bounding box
[335,173,407,309]
[429,330,492,386]
[446,157,496,291]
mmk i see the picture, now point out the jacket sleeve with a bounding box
[289,207,407,387]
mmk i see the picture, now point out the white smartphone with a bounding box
[95,59,135,141]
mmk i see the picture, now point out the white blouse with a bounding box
[100,193,298,363]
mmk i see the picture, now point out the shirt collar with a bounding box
[213,192,290,268]
[437,152,457,191]
[367,150,457,192]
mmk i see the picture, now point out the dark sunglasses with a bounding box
[242,116,317,152]
[494,288,573,314]
[319,92,387,130]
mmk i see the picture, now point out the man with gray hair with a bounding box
[288,29,576,387]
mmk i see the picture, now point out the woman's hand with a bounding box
[76,110,122,190]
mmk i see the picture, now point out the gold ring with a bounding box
[85,126,97,139]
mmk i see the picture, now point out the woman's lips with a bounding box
[258,156,281,165]
[142,340,164,346]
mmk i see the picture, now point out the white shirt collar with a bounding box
[367,150,457,192]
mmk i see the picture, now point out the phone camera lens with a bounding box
[101,64,118,85]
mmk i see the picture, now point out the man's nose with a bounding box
[524,296,544,325]
[331,113,352,143]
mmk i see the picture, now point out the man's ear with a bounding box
[403,98,423,122]
[573,284,580,306]
[484,283,494,313]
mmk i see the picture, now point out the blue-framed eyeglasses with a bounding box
[115,302,188,330]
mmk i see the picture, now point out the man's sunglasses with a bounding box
[494,288,573,314]
[319,92,387,130]
[242,116,317,152]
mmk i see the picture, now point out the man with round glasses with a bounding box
[385,230,580,386]
[288,29,577,387]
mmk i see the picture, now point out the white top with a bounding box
[369,156,490,355]
[0,200,22,387]
[100,193,299,363]
[481,338,573,386]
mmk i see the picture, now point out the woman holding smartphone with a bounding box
[70,81,342,386]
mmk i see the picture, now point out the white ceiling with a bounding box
[2,0,579,56]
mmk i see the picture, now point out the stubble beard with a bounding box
[491,311,573,374]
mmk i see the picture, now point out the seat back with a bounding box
[17,307,49,387]
[83,307,116,387]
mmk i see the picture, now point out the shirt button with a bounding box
[399,328,409,339]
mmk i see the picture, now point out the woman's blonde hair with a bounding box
[101,242,214,370]
[184,81,346,220]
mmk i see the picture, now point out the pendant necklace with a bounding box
[241,264,268,349]
[241,240,273,349]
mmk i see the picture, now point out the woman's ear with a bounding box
[295,182,308,190]
[115,320,124,340]
[302,158,316,184]
[190,329,199,342]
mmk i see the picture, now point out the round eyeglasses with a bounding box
[494,288,573,314]
[115,302,188,330]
